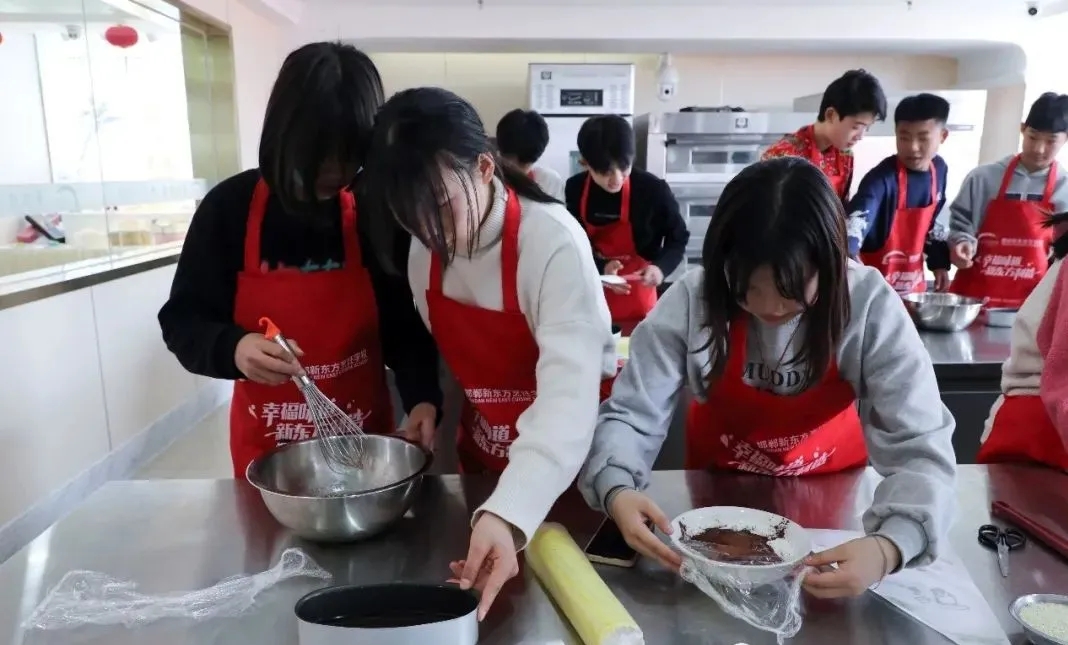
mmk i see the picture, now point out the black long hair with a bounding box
[258,42,384,216]
[1049,211,1068,260]
[700,156,850,387]
[360,87,558,270]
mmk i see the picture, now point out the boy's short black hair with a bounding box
[495,109,550,166]
[576,115,635,174]
[894,93,950,125]
[1025,92,1068,133]
[817,69,887,123]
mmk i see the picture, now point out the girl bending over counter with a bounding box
[578,156,957,598]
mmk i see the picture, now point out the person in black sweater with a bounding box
[564,115,689,328]
[157,43,441,478]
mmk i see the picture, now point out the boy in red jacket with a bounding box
[763,69,887,205]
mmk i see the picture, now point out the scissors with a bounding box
[978,524,1026,577]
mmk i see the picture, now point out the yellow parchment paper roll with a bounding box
[525,522,645,645]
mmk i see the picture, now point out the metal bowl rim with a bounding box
[245,435,433,501]
[900,292,985,307]
[294,583,478,619]
[1009,593,1068,645]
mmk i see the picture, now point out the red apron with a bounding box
[684,317,868,475]
[859,162,939,295]
[578,174,658,327]
[229,179,394,478]
[800,125,851,202]
[427,187,614,473]
[977,395,1068,470]
[949,156,1057,308]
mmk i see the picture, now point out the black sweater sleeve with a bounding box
[157,178,250,380]
[359,218,443,416]
[649,178,689,276]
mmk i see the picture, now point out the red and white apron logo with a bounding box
[720,432,836,476]
[469,409,512,460]
[302,349,370,381]
[465,387,536,405]
[977,236,1042,282]
[250,400,371,445]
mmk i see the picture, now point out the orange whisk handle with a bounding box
[259,317,283,340]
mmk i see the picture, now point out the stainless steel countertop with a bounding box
[3,466,1065,645]
[918,324,1012,367]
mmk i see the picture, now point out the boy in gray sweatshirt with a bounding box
[578,157,956,599]
[948,92,1068,308]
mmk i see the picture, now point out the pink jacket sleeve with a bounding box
[1037,261,1068,441]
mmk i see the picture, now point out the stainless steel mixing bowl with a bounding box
[901,292,984,332]
[247,435,432,542]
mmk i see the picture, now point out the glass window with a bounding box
[0,0,237,291]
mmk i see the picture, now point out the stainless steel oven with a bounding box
[665,136,765,178]
[636,109,811,267]
[670,182,723,261]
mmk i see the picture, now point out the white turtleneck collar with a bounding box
[455,176,506,258]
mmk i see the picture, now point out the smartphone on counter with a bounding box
[584,516,641,568]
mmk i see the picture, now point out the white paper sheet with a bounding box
[808,529,1009,645]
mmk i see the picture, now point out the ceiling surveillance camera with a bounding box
[1027,1,1039,16]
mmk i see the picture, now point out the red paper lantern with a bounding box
[104,25,138,48]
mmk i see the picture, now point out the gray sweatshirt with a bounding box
[578,263,957,568]
[949,154,1068,246]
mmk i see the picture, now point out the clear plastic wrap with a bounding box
[680,557,810,644]
[22,547,330,630]
[671,507,815,644]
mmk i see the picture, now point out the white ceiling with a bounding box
[350,37,1019,58]
[317,0,1029,6]
[0,0,176,20]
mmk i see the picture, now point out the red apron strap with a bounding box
[578,174,595,236]
[1043,161,1059,204]
[428,252,444,295]
[244,178,271,272]
[895,162,910,211]
[996,155,1021,200]
[579,174,631,234]
[618,177,632,225]
[339,189,361,268]
[427,186,522,308]
[501,187,521,313]
[895,162,938,211]
[724,317,749,378]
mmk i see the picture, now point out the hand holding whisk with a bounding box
[259,317,369,471]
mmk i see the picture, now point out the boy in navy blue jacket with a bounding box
[847,93,952,294]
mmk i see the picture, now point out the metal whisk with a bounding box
[259,317,367,471]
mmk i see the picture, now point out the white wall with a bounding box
[0,266,191,528]
[371,52,959,128]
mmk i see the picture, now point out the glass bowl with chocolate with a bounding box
[670,506,811,587]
